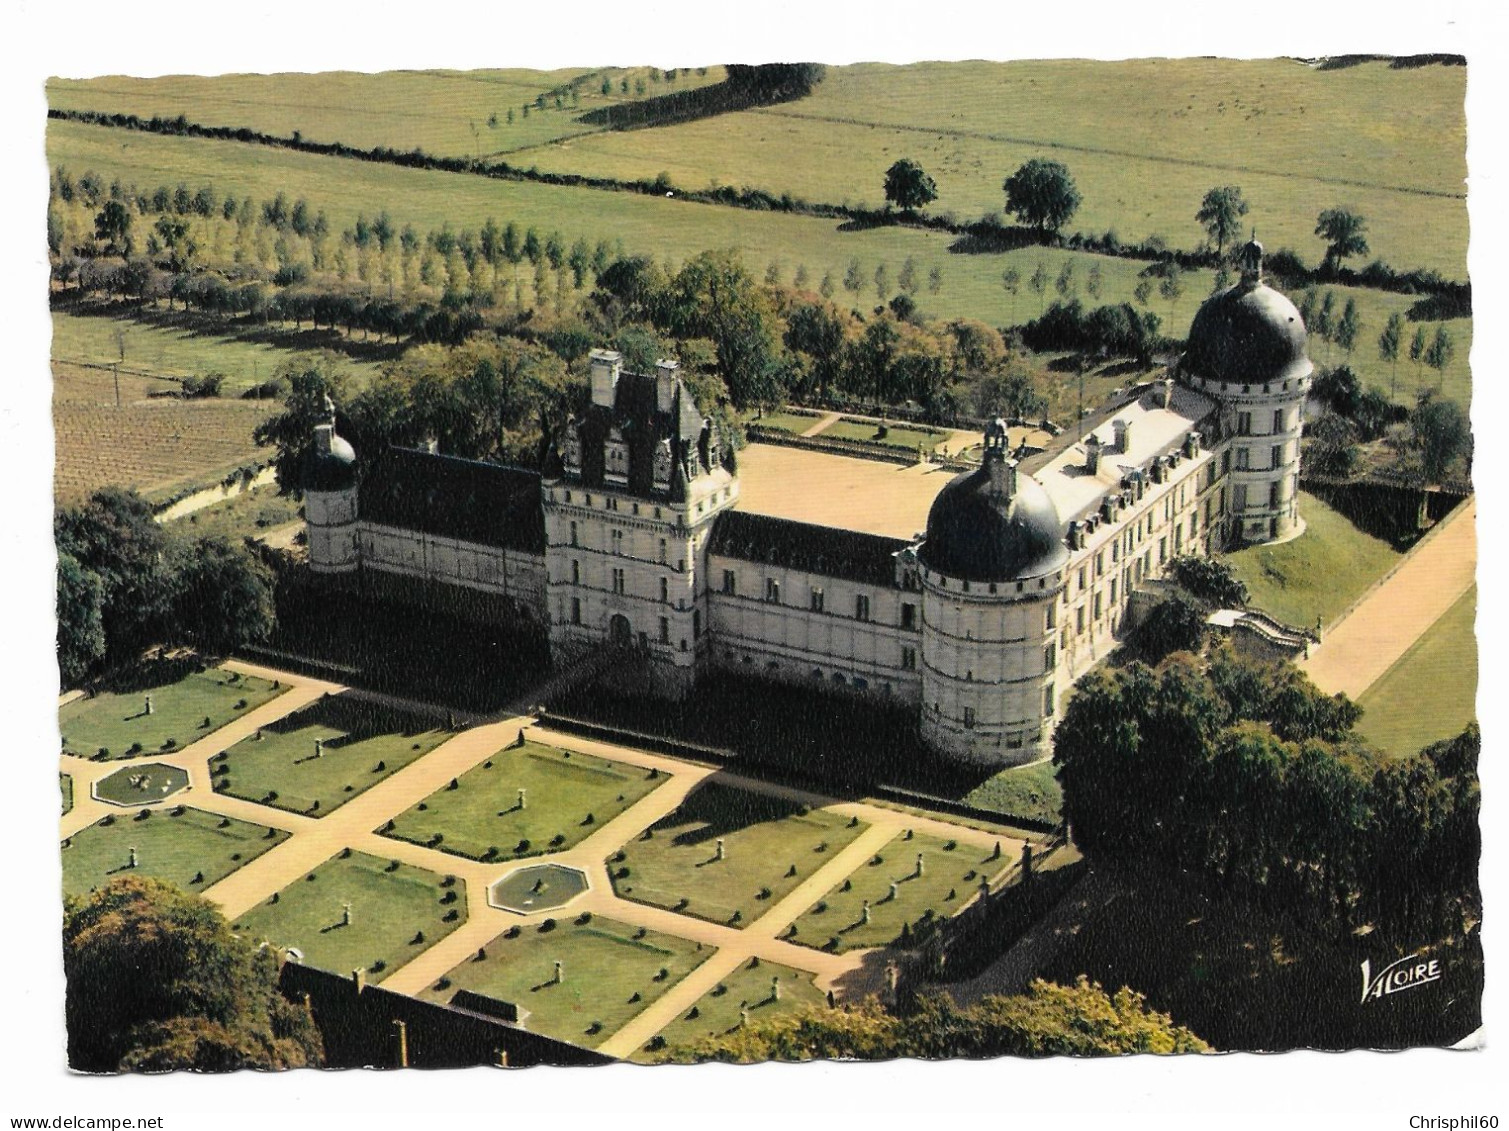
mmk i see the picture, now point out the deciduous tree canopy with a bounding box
[1002,159,1082,236]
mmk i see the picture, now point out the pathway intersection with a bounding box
[60,659,1029,1060]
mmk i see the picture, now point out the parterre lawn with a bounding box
[612,781,866,928]
[639,957,826,1061]
[62,806,287,899]
[1357,585,1477,758]
[60,665,284,759]
[820,418,947,452]
[215,695,448,817]
[233,850,464,983]
[423,914,709,1047]
[381,740,662,861]
[746,409,825,435]
[789,830,1003,954]
[1222,491,1403,629]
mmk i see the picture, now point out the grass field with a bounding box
[788,831,1000,953]
[963,759,1064,826]
[640,957,826,1060]
[51,308,379,395]
[1356,585,1477,757]
[92,763,188,806]
[59,664,284,757]
[381,739,662,862]
[165,482,302,544]
[232,849,464,983]
[47,119,1473,410]
[422,914,710,1047]
[611,781,867,927]
[745,408,824,434]
[818,417,947,452]
[216,695,448,817]
[48,66,727,163]
[62,806,288,899]
[1222,491,1403,629]
[500,58,1467,278]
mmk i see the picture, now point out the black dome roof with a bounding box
[303,431,358,491]
[1183,281,1310,384]
[921,462,1067,583]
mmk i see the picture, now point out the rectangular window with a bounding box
[1095,552,1104,578]
[611,529,625,555]
[1273,409,1285,433]
[571,559,580,585]
[1044,642,1056,670]
[611,568,625,595]
[569,521,578,547]
[1159,536,1168,565]
[1235,447,1250,471]
[901,602,916,630]
[855,594,870,622]
[693,609,702,638]
[570,597,581,624]
[722,570,736,595]
[659,539,667,564]
[1076,606,1085,634]
[660,577,669,603]
[1237,411,1252,436]
[1044,683,1056,718]
[1109,578,1118,605]
[1221,449,1232,476]
[1045,604,1056,631]
[810,587,825,613]
[1233,483,1248,511]
[1078,567,1087,591]
[901,646,916,671]
[1271,443,1283,470]
[1174,523,1183,549]
[1269,481,1281,508]
[659,617,670,644]
[963,706,976,730]
[765,578,780,604]
[1094,592,1103,620]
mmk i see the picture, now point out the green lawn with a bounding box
[50,309,380,395]
[612,782,867,928]
[62,806,288,899]
[501,58,1467,278]
[381,739,662,862]
[59,664,285,758]
[422,914,710,1047]
[92,763,189,807]
[232,849,464,983]
[639,956,827,1061]
[963,759,1064,826]
[745,409,825,435]
[788,831,1000,954]
[1357,585,1477,758]
[61,773,73,815]
[1223,491,1403,630]
[165,482,302,544]
[216,695,448,817]
[819,418,947,452]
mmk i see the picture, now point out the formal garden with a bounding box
[213,694,449,817]
[421,912,709,1046]
[232,849,465,983]
[91,762,189,807]
[788,830,1005,953]
[610,781,867,927]
[380,739,662,862]
[59,664,285,760]
[62,806,288,898]
[638,956,825,1061]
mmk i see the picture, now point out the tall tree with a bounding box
[1410,391,1470,484]
[57,551,106,687]
[64,877,323,1072]
[1314,207,1369,270]
[1003,159,1081,236]
[252,355,351,495]
[1378,311,1405,397]
[54,488,173,664]
[1196,186,1249,257]
[1028,262,1050,314]
[1336,297,1361,357]
[1409,325,1429,387]
[666,250,781,407]
[882,158,939,214]
[93,200,133,257]
[169,537,276,655]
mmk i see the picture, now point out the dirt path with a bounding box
[1300,498,1476,699]
[799,411,842,438]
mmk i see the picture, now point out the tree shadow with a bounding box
[947,225,1044,255]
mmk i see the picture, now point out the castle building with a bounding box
[304,241,1311,767]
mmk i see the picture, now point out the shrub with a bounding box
[538,918,556,933]
[371,960,387,972]
[127,742,142,755]
[340,847,352,858]
[576,911,593,925]
[386,860,400,872]
[944,840,957,851]
[515,839,531,854]
[582,812,595,825]
[443,909,459,922]
[435,977,451,992]
[654,967,669,981]
[549,833,565,847]
[234,699,247,709]
[441,890,457,904]
[161,738,177,750]
[686,1006,700,1021]
[615,866,630,879]
[97,746,110,758]
[757,886,772,900]
[628,991,642,1003]
[417,803,428,811]
[447,778,458,790]
[411,931,425,945]
[136,809,151,821]
[814,901,828,914]
[190,871,203,884]
[374,761,386,772]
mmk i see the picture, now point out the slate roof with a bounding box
[360,446,545,553]
[709,510,907,588]
[571,370,712,496]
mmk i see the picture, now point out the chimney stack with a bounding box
[589,348,622,408]
[1085,434,1102,474]
[655,358,679,414]
[988,456,1019,499]
[1112,418,1132,453]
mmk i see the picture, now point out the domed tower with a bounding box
[918,420,1069,767]
[302,397,359,575]
[1180,239,1311,544]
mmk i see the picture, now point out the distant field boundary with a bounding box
[49,108,1468,302]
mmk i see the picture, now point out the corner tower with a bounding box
[1179,239,1311,544]
[917,420,1069,767]
[303,398,359,575]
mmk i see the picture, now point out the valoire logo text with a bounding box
[1361,954,1443,1004]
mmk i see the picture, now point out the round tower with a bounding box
[1180,239,1311,544]
[303,398,359,575]
[917,420,1069,767]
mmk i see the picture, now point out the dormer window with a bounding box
[604,427,629,485]
[652,438,673,491]
[561,418,583,476]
